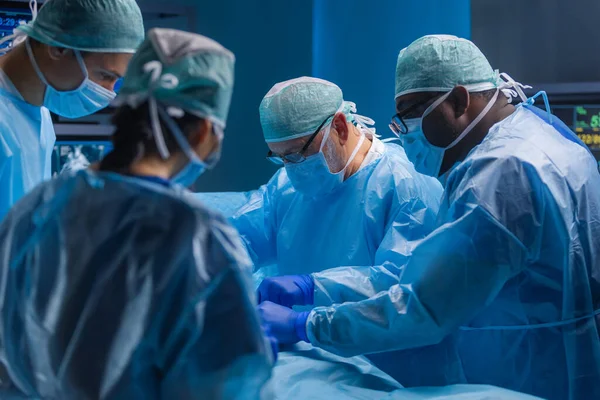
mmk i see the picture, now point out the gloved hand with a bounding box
[257,301,310,345]
[257,274,314,307]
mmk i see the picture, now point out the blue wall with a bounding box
[189,0,470,191]
[313,0,471,141]
[191,0,314,191]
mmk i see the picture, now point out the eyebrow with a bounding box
[99,68,123,79]
[397,95,439,114]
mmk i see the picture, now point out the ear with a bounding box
[448,86,470,119]
[332,112,349,144]
[187,118,212,148]
[47,46,71,61]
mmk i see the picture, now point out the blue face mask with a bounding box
[400,89,499,178]
[285,123,365,198]
[172,126,223,188]
[26,39,116,119]
[154,104,223,188]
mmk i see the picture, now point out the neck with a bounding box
[344,127,373,179]
[0,43,46,106]
[440,96,515,175]
[128,155,184,180]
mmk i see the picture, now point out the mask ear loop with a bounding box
[143,61,171,160]
[447,89,500,150]
[320,102,367,174]
[157,105,205,167]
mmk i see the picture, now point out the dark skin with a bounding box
[395,86,516,175]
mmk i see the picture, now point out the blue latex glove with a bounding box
[257,274,314,307]
[257,301,310,345]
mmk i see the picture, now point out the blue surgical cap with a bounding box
[395,35,500,99]
[260,77,357,143]
[16,0,144,53]
[116,28,236,129]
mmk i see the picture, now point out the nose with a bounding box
[105,79,119,92]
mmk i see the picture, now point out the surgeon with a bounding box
[258,35,600,400]
[0,28,273,399]
[223,76,442,304]
[0,0,145,220]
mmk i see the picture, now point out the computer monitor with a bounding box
[0,1,37,50]
[52,137,112,176]
[545,104,600,166]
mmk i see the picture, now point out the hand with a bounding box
[257,301,309,345]
[257,274,314,307]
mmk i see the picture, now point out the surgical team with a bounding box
[0,0,598,399]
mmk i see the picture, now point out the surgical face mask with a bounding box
[285,122,365,198]
[172,125,223,188]
[400,89,500,178]
[25,39,116,119]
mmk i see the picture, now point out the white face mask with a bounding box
[26,39,116,119]
[400,89,500,178]
[285,122,365,198]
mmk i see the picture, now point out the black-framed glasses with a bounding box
[266,113,335,165]
[389,95,441,136]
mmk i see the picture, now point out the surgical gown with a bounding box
[0,69,55,221]
[199,138,448,389]
[0,170,273,399]
[306,105,600,400]
[225,138,443,291]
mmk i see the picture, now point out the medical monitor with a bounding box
[0,1,37,51]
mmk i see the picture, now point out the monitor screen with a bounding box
[0,2,35,50]
[472,0,600,88]
[541,104,600,167]
[52,141,112,176]
[573,106,600,151]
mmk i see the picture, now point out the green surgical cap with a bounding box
[16,0,144,53]
[395,35,499,99]
[260,77,354,143]
[116,28,235,128]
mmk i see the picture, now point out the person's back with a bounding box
[0,27,275,399]
[0,171,272,399]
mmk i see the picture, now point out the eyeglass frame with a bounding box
[389,94,443,135]
[266,113,336,165]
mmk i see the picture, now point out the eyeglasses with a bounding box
[266,113,335,165]
[389,95,441,136]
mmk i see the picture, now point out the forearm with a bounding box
[312,261,403,306]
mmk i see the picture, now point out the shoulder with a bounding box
[177,188,252,272]
[446,148,551,236]
[372,142,444,205]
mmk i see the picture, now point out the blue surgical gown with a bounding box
[199,139,446,389]
[0,70,55,221]
[0,170,273,399]
[306,106,600,400]
[226,138,443,290]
